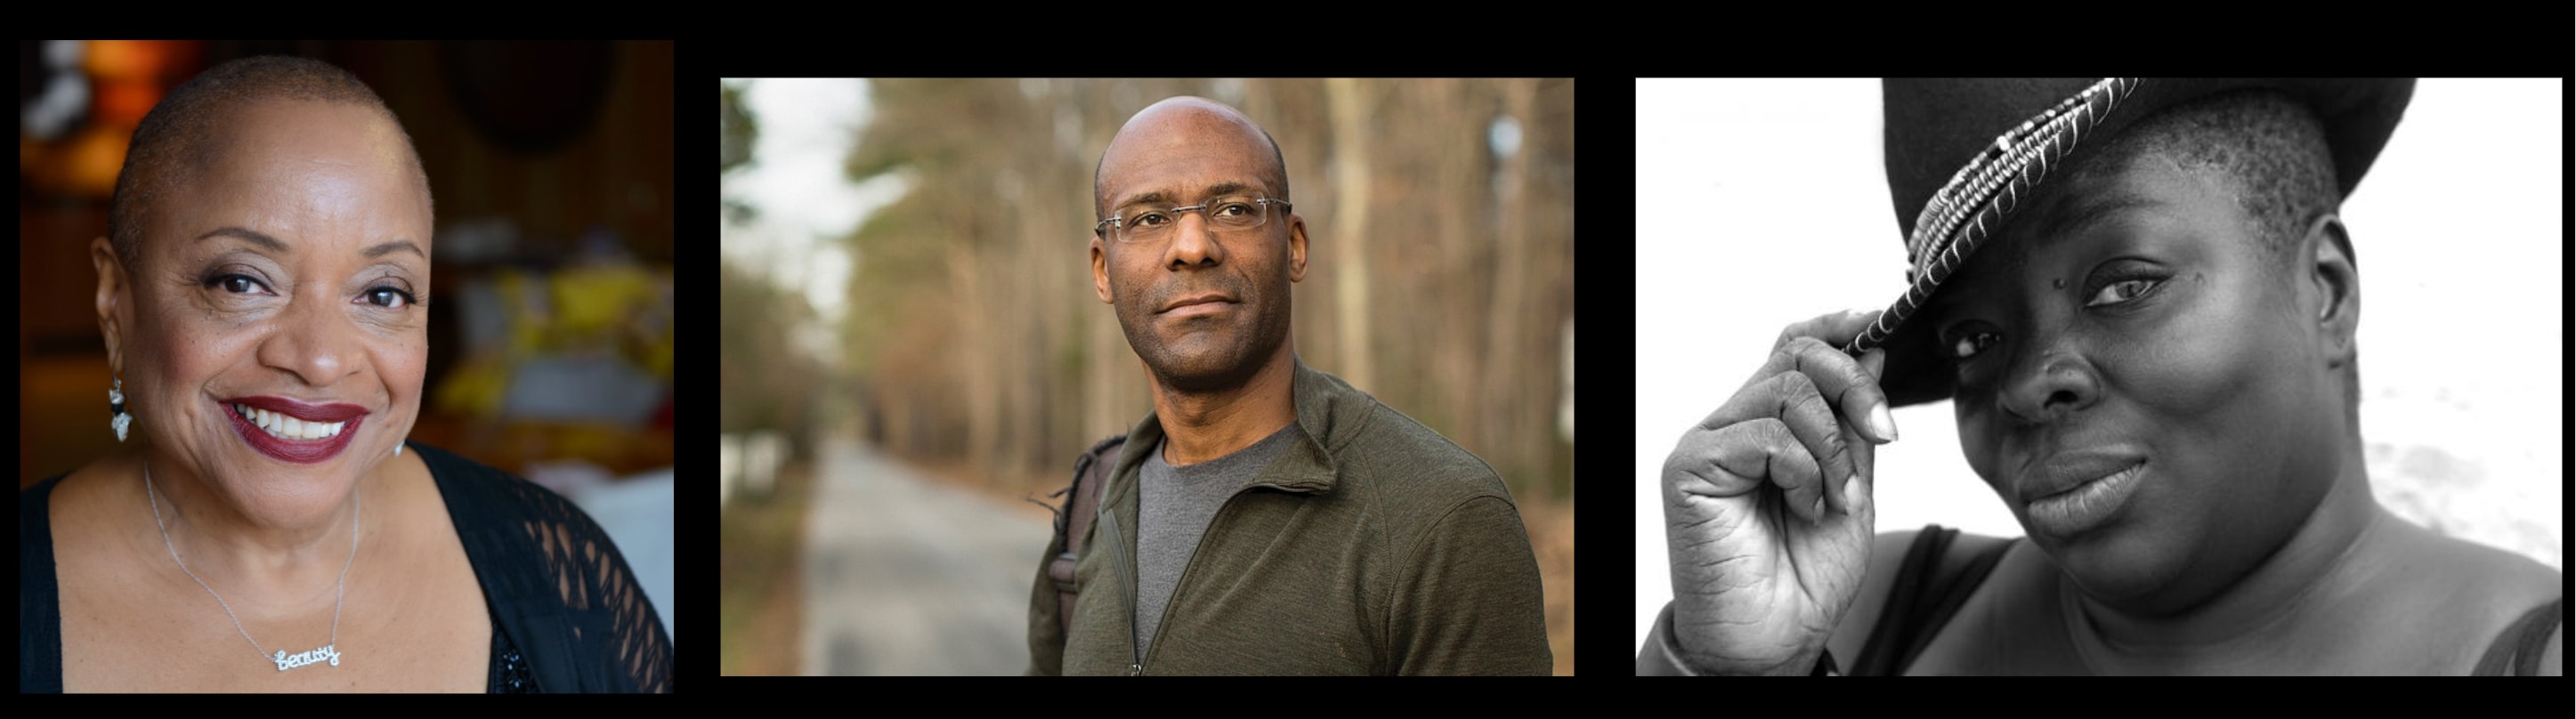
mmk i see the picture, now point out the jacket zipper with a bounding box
[1099,506,1143,675]
[1135,479,1325,675]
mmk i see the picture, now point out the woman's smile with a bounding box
[215,395,369,464]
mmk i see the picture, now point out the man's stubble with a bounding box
[1113,255,1293,396]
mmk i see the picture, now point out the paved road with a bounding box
[802,440,1053,675]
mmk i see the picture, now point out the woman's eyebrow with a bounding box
[195,227,421,261]
[2036,192,2164,242]
[1924,291,1967,328]
[364,240,425,260]
[197,226,288,253]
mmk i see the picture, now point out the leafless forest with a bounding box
[725,78,1576,501]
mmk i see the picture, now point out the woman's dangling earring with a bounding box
[109,377,132,442]
[395,440,404,457]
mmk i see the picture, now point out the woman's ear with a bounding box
[91,236,127,374]
[2302,213,2359,368]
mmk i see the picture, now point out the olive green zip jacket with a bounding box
[1025,361,1551,675]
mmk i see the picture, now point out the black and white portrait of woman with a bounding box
[1635,78,2561,676]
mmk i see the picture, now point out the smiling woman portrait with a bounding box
[19,55,671,692]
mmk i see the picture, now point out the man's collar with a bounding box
[1121,358,1345,494]
[1270,360,1341,491]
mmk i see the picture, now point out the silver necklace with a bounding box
[144,460,359,672]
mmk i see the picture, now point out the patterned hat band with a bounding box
[1843,77,2141,355]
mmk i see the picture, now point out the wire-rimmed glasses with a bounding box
[1094,196,1291,244]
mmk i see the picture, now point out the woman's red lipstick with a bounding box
[218,396,369,464]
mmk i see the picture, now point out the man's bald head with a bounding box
[1094,96,1289,221]
[108,55,430,271]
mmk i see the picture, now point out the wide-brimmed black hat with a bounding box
[1851,77,2416,407]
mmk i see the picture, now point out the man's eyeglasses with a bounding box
[1094,196,1291,244]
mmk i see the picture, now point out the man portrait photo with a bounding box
[1025,94,1554,676]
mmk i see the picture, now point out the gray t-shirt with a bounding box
[1134,422,1300,658]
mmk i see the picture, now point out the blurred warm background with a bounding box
[720,78,1576,675]
[20,40,675,642]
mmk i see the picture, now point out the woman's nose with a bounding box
[1998,346,2101,425]
[257,293,360,386]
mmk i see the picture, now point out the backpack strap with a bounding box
[1049,434,1126,641]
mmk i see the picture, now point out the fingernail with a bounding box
[1812,496,1827,521]
[1842,473,1859,514]
[1869,402,1898,442]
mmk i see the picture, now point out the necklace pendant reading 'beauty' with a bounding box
[146,460,360,674]
[274,644,342,671]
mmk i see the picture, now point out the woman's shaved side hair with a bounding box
[2075,89,2359,422]
[108,55,432,271]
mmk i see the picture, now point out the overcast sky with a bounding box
[719,78,910,345]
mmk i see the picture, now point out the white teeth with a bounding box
[234,404,346,440]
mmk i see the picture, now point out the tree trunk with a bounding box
[1324,77,1373,392]
[1485,77,1537,497]
[952,240,996,480]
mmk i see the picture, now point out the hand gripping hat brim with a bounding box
[1854,77,2415,407]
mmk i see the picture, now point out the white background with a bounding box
[1633,78,2565,653]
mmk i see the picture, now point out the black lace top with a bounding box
[19,441,670,692]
